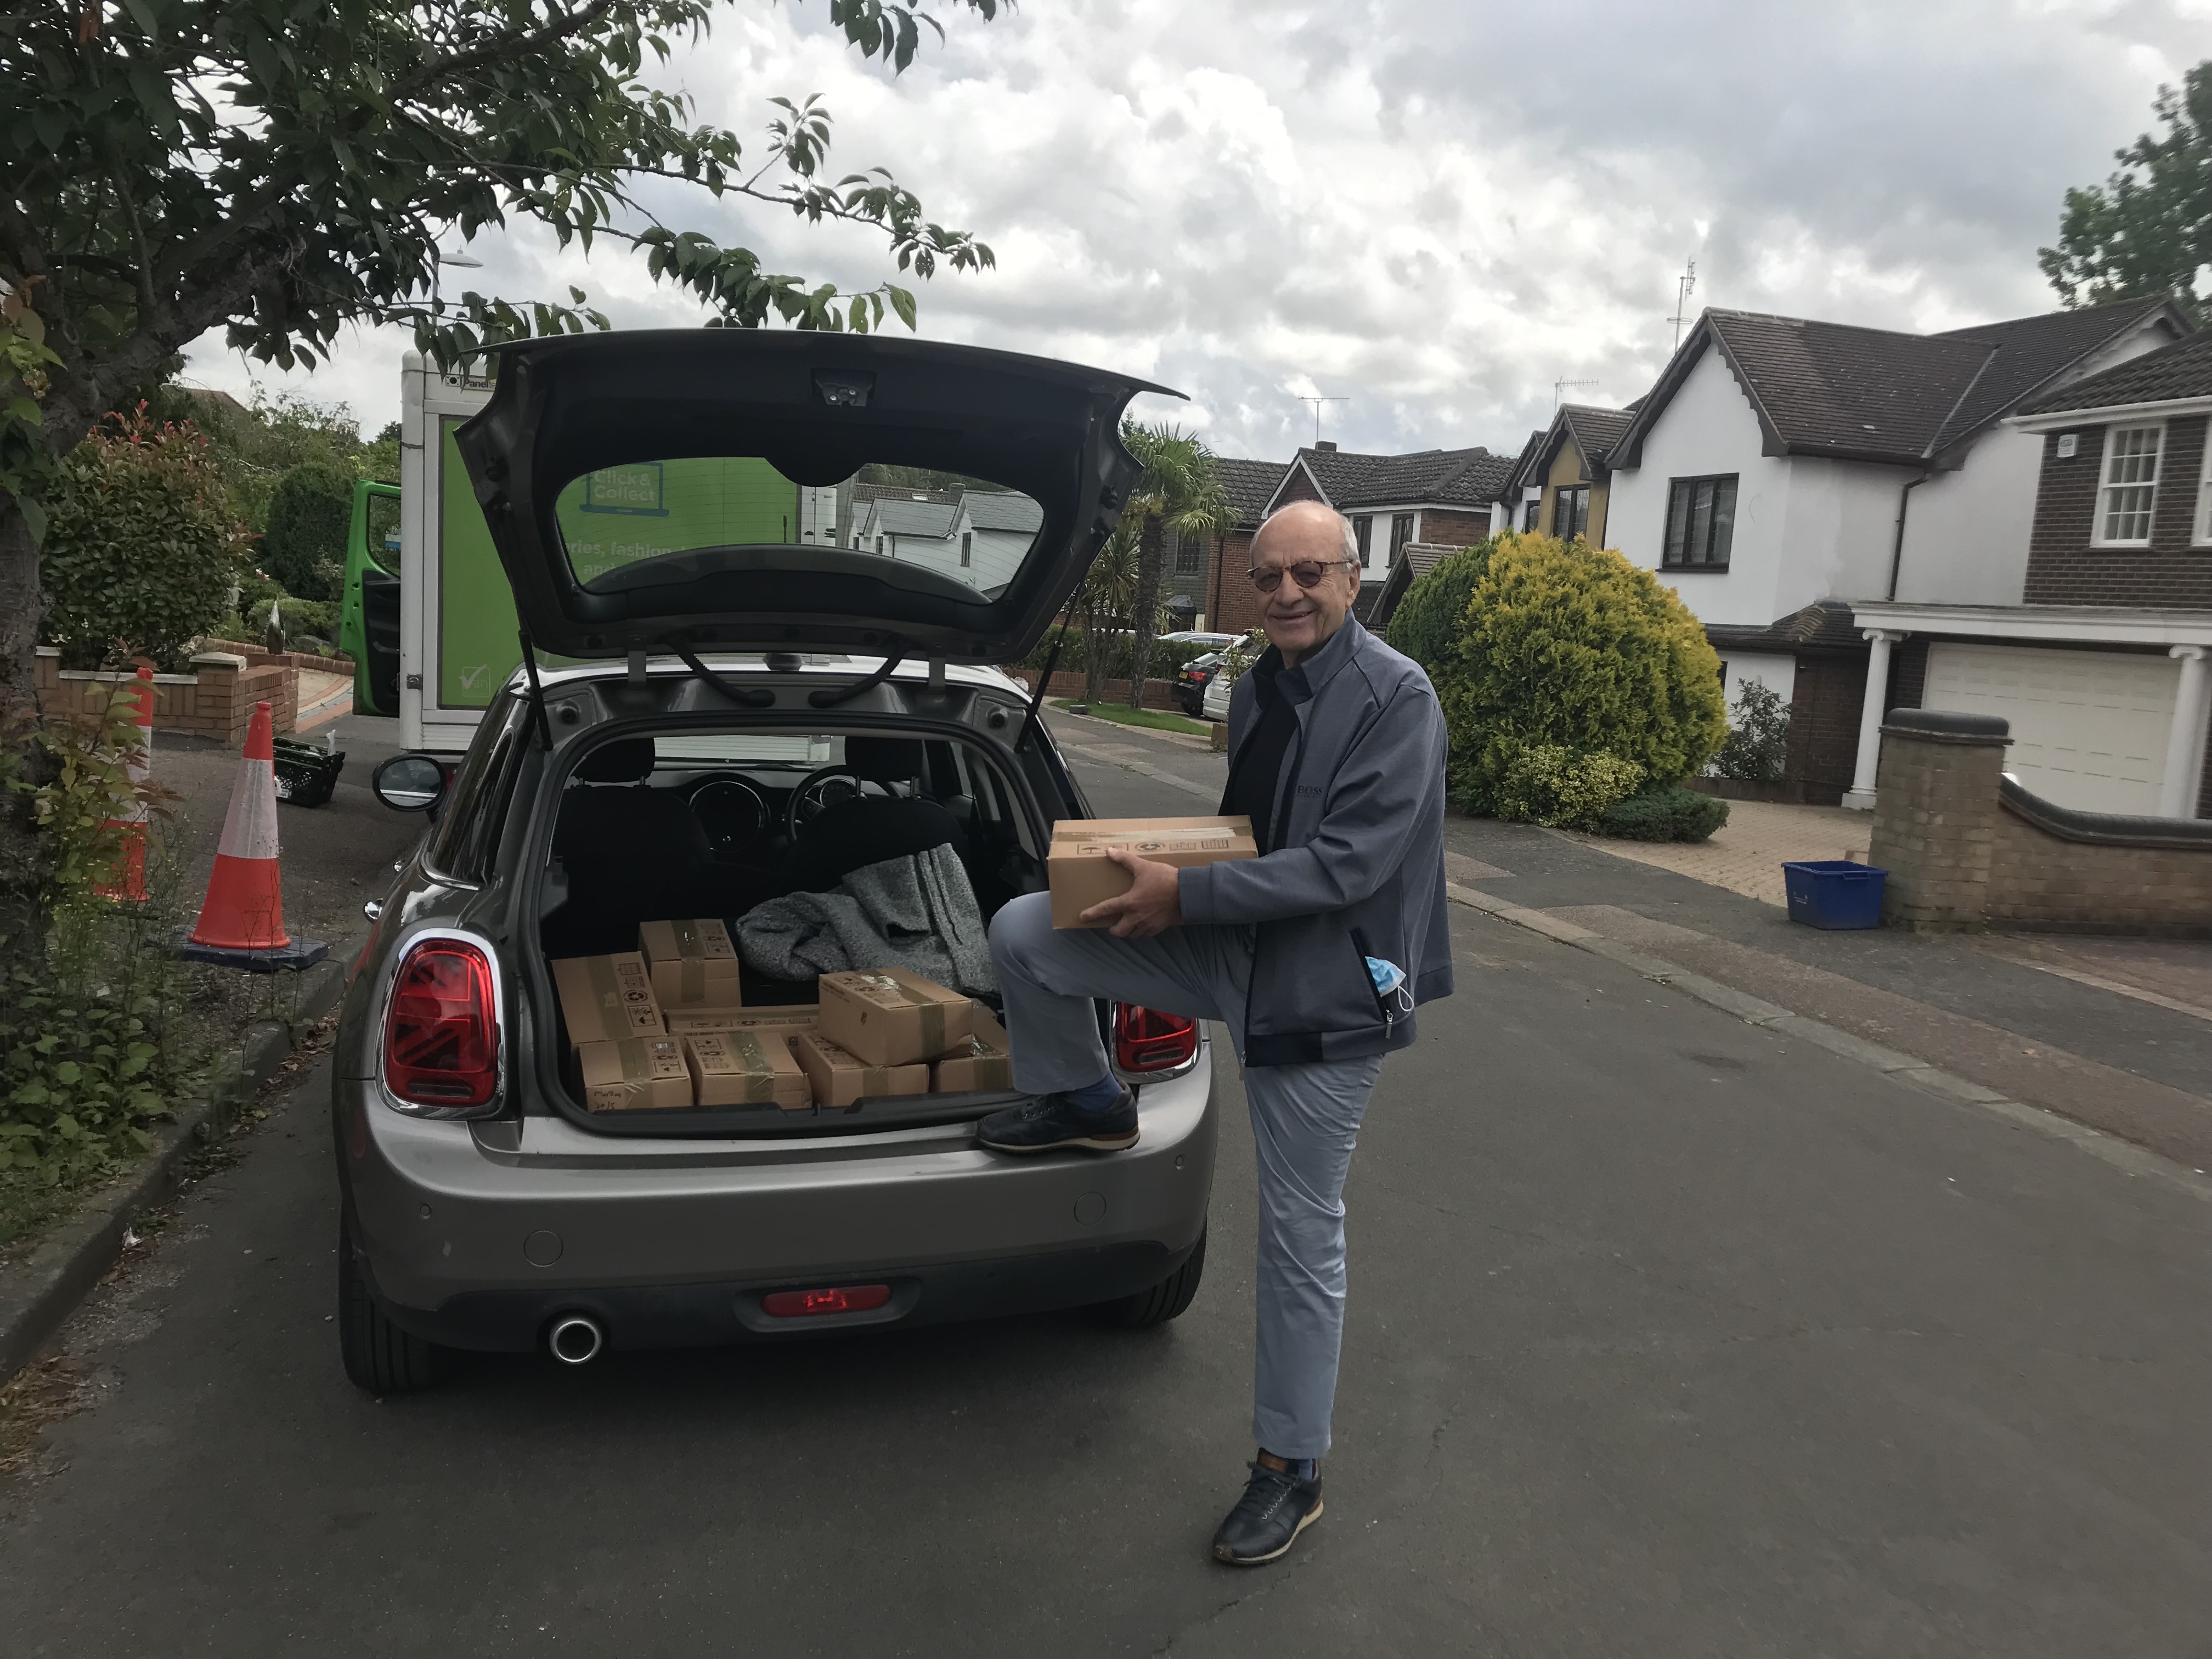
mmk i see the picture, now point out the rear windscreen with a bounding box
[553,460,1042,600]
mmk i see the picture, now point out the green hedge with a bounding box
[1596,786,1730,842]
[1385,540,1492,676]
[260,460,352,601]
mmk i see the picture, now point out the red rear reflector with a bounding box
[1113,1003,1198,1073]
[383,940,499,1107]
[762,1284,893,1318]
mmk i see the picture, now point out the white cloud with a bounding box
[180,0,2206,463]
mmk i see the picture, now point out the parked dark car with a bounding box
[337,331,1218,1392]
[1173,651,1222,716]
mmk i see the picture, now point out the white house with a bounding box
[847,488,1042,597]
[1601,298,2191,805]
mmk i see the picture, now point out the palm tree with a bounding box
[1074,520,1141,707]
[1120,423,1232,712]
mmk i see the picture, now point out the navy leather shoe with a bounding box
[977,1087,1138,1153]
[1211,1462,1324,1566]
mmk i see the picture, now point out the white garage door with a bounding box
[1922,644,2176,816]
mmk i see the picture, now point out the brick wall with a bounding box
[1276,469,1324,506]
[1871,714,2212,934]
[1009,670,1182,712]
[2024,415,2212,607]
[1413,508,1492,548]
[33,649,297,747]
[1210,529,1264,634]
[1779,649,1868,805]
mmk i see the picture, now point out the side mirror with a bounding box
[373,753,449,813]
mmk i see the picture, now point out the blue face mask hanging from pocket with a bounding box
[1366,955,1414,1019]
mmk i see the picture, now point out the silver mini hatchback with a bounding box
[334,332,1216,1390]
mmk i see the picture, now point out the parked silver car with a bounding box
[335,332,1217,1390]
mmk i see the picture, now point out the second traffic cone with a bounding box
[189,699,287,950]
[95,665,155,904]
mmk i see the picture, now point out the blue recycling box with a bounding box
[1781,860,1888,930]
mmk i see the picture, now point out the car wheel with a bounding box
[1090,1226,1206,1329]
[338,1215,450,1393]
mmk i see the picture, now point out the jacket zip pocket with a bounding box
[1349,929,1394,1031]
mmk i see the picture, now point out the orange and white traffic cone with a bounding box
[180,701,326,971]
[95,664,155,903]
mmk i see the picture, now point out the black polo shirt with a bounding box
[1220,651,1300,853]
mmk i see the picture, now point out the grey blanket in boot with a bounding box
[733,845,996,996]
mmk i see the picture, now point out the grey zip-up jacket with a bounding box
[1178,618,1453,1066]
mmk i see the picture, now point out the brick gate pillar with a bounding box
[1867,708,2011,930]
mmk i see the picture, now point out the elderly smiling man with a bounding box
[978,498,1454,1566]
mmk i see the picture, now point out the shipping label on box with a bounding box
[552,952,665,1046]
[577,1036,692,1113]
[664,1005,817,1036]
[637,918,744,1007]
[1047,815,1257,928]
[791,1031,930,1110]
[816,968,974,1068]
[684,1031,810,1110]
[932,1007,1012,1093]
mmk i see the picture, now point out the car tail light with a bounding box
[762,1284,893,1318]
[1114,1003,1198,1073]
[382,940,499,1109]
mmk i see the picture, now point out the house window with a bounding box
[1662,475,1737,569]
[1353,516,1373,566]
[2095,424,2162,546]
[875,535,885,557]
[961,531,973,567]
[1173,530,1202,577]
[1553,486,1590,542]
[1390,513,1415,564]
[1521,496,1539,532]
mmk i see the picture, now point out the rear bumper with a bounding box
[359,1238,1199,1353]
[334,1045,1218,1351]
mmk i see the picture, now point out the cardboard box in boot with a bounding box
[817,968,973,1068]
[791,1032,930,1109]
[665,1005,817,1036]
[577,1036,692,1112]
[638,918,744,1008]
[553,952,665,1046]
[684,1031,810,1110]
[1048,815,1256,928]
[932,1007,1013,1093]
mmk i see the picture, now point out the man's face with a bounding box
[1251,505,1359,664]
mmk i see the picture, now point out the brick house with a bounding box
[1203,457,1292,634]
[1854,326,2212,820]
[1600,297,2191,805]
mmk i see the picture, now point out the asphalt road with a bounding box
[3,718,2207,1655]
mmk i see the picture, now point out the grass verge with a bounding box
[1050,699,1211,737]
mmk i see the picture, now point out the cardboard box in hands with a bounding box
[1047,816,1257,928]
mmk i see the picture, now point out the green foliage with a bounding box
[1386,540,1493,675]
[1492,746,1645,829]
[7,0,1002,408]
[1117,423,1233,704]
[1596,786,1730,843]
[2,285,64,544]
[261,462,353,601]
[1209,628,1271,689]
[2041,62,2211,313]
[1714,680,1792,783]
[1432,532,1729,815]
[38,410,248,669]
[0,687,193,1211]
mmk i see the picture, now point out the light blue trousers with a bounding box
[990,891,1383,1460]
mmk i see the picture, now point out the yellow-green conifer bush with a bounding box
[1433,531,1726,815]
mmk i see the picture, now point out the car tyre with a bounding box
[1090,1225,1206,1329]
[339,1216,450,1393]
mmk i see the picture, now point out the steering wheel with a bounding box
[785,766,890,842]
[686,774,770,858]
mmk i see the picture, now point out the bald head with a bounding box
[1248,499,1362,668]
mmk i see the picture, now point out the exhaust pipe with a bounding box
[548,1313,604,1365]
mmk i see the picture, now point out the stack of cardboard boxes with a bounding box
[550,923,1011,1114]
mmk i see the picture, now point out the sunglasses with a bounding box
[1247,558,1356,594]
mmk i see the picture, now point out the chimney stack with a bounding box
[1314,440,1337,452]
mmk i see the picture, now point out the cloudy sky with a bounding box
[181,0,2211,464]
